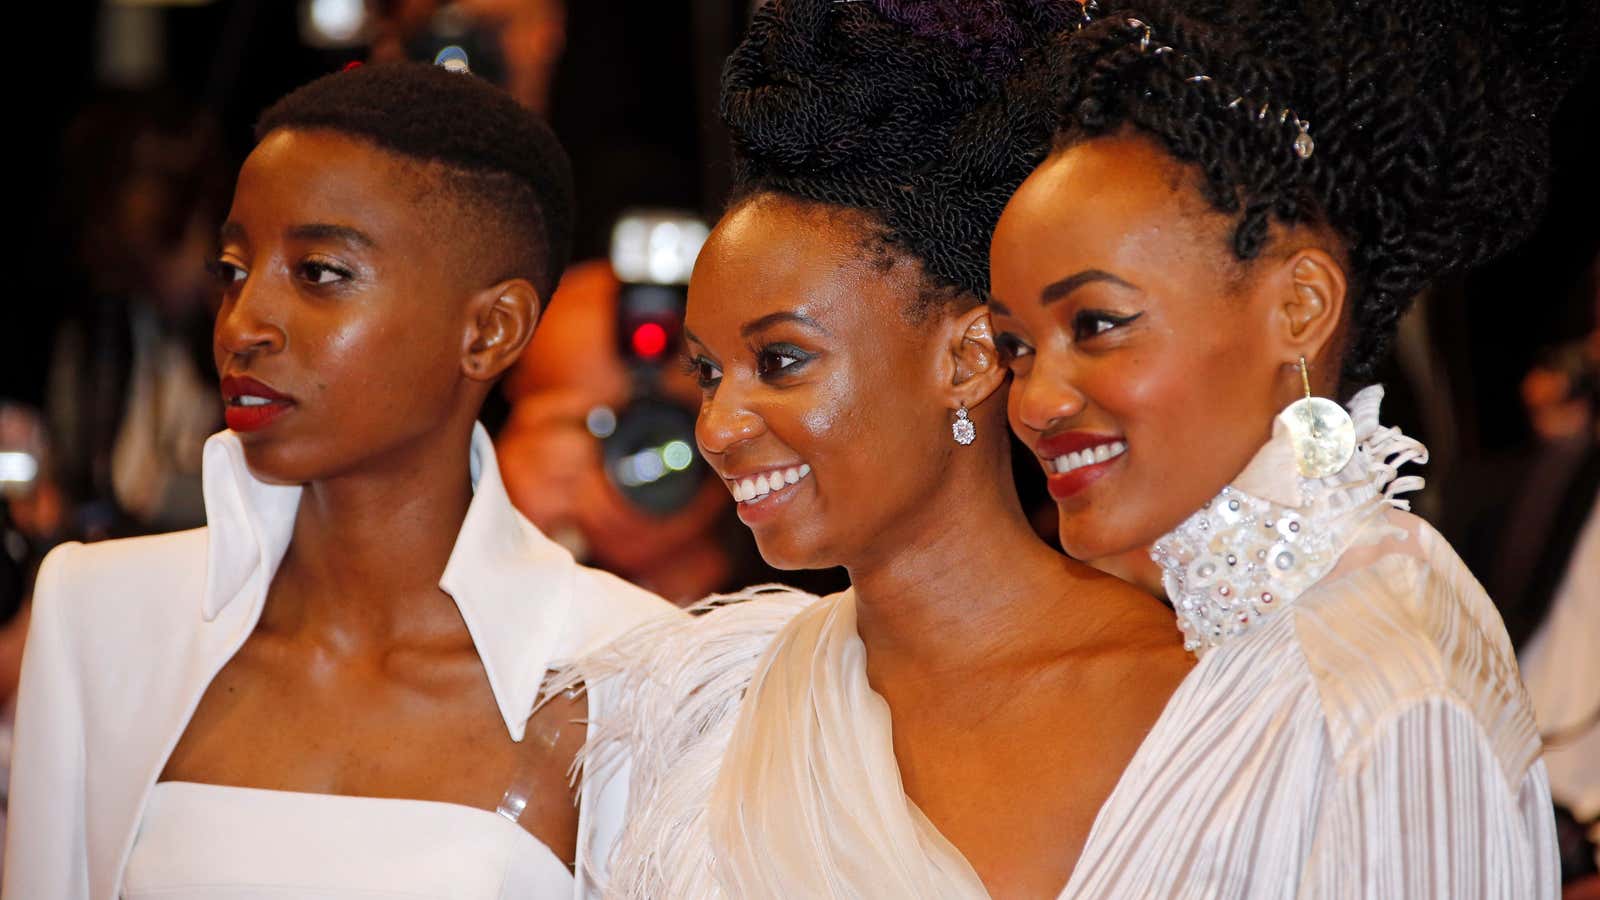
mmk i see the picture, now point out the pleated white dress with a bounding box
[574,386,1560,899]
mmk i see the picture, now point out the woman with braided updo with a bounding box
[988,1,1581,896]
[561,0,1206,896]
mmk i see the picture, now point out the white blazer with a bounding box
[2,424,677,900]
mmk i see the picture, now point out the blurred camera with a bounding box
[595,210,711,515]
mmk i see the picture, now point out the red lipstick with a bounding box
[1035,431,1127,501]
[220,375,295,433]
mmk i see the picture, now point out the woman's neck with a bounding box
[261,424,477,648]
[847,451,1120,677]
[1091,547,1165,599]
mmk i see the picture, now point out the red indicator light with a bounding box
[631,322,669,359]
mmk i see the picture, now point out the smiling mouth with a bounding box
[727,464,812,504]
[1042,440,1127,475]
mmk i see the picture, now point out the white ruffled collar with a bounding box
[1150,385,1429,656]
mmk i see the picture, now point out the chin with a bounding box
[237,438,363,488]
[1056,515,1139,567]
[750,528,836,573]
[237,443,313,486]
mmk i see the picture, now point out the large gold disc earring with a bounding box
[1283,356,1354,478]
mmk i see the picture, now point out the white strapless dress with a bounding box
[122,781,573,899]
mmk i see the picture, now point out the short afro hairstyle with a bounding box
[1039,0,1593,384]
[256,61,575,300]
[720,0,1075,314]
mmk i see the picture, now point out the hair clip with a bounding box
[433,45,471,74]
[1123,16,1314,161]
[1290,118,1314,158]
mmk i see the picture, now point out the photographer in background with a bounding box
[495,254,734,605]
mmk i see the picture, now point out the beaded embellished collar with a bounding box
[1150,386,1428,655]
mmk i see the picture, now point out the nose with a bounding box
[696,384,766,457]
[214,275,286,361]
[1012,352,1088,435]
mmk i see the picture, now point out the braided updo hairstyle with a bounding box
[1044,0,1590,383]
[721,0,1074,315]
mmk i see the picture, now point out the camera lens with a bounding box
[601,397,703,516]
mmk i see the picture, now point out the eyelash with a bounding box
[755,343,812,379]
[207,258,246,288]
[681,352,721,389]
[680,342,814,391]
[1072,310,1143,342]
[298,258,353,286]
[206,257,356,291]
[995,331,1033,364]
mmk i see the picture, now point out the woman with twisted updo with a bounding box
[988,0,1581,895]
[564,0,1204,896]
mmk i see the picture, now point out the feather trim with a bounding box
[542,584,825,898]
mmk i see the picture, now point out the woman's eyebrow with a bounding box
[739,310,831,338]
[286,223,378,250]
[1041,269,1137,305]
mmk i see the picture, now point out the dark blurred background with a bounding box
[1,0,1595,606]
[0,0,1596,882]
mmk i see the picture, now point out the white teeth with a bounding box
[238,395,272,407]
[1050,441,1127,475]
[727,464,813,504]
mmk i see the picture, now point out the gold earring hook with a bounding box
[1298,356,1312,401]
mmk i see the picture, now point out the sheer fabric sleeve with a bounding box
[1299,694,1560,899]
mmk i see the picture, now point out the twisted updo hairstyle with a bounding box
[720,0,1074,313]
[1044,0,1591,383]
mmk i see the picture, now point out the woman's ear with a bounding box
[943,305,1007,410]
[462,278,542,382]
[1271,248,1347,381]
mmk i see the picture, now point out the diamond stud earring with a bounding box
[952,404,976,446]
[1283,356,1354,478]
